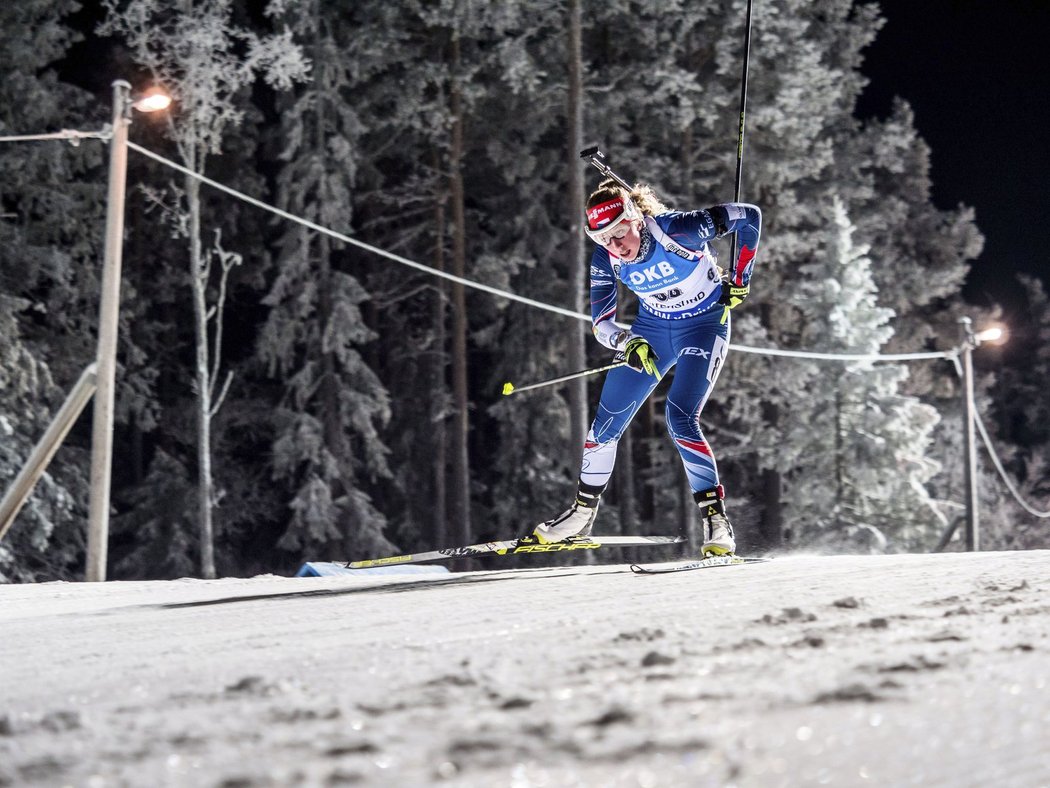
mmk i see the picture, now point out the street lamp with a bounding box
[956,316,1006,553]
[86,80,170,582]
[131,88,172,113]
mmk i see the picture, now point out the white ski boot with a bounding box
[533,487,601,544]
[695,486,736,556]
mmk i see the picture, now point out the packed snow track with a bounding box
[1,550,1047,787]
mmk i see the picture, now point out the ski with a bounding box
[630,554,771,575]
[345,534,685,570]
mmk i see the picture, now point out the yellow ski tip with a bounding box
[502,382,515,396]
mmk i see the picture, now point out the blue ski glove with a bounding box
[622,336,661,380]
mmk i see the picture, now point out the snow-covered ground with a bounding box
[1,550,1048,787]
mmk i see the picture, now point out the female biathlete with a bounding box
[533,179,761,557]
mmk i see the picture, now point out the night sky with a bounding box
[856,0,1050,314]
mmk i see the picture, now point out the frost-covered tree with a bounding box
[472,0,601,535]
[257,0,394,560]
[0,301,86,582]
[784,196,944,551]
[98,0,308,577]
[262,1,458,553]
[0,0,106,581]
[842,100,984,349]
[317,1,577,548]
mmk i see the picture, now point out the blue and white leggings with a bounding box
[581,308,729,494]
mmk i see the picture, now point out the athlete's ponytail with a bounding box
[587,178,670,217]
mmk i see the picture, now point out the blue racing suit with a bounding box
[581,204,761,495]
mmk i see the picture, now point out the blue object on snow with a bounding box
[295,562,451,577]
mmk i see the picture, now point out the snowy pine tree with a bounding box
[783,196,944,551]
[256,0,396,561]
[0,0,106,581]
[0,302,86,582]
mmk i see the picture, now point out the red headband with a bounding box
[586,197,626,230]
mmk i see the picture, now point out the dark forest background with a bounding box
[2,0,1047,582]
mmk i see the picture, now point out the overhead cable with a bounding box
[127,141,955,365]
[975,412,1050,518]
[0,130,959,365]
[127,142,589,322]
[0,129,110,144]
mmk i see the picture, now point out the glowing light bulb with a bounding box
[974,326,1005,344]
[132,89,172,113]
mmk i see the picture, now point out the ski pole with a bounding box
[579,146,632,191]
[502,360,628,396]
[731,0,755,264]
